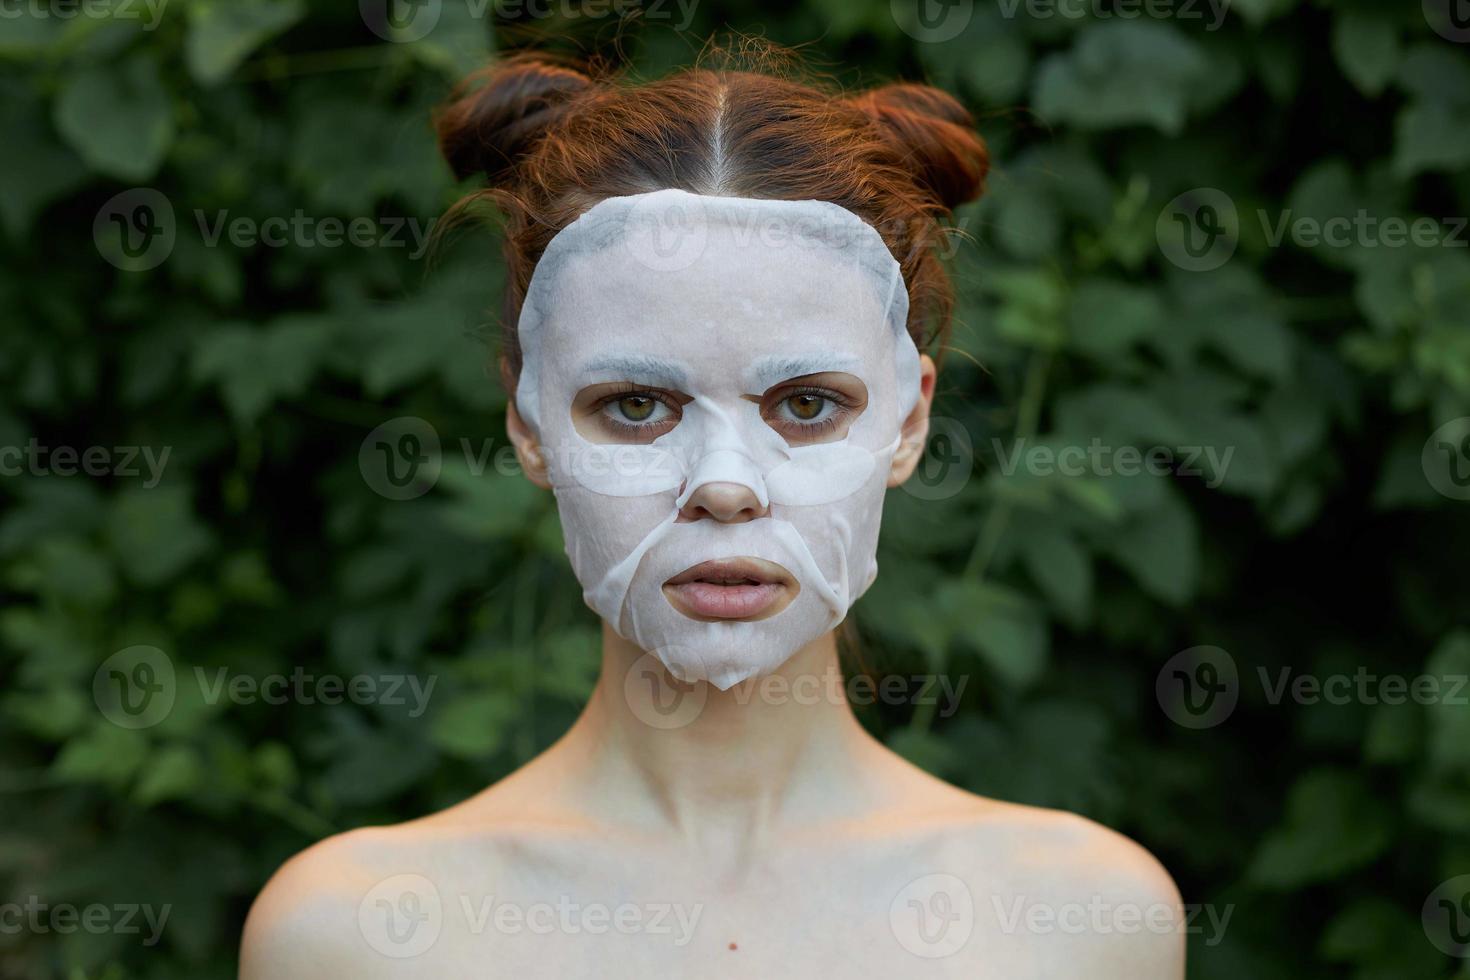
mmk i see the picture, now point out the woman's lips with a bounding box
[662,557,798,621]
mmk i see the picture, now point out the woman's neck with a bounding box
[550,623,891,853]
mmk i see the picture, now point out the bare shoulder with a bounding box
[873,763,1184,978]
[241,824,415,979]
[941,792,1185,978]
[239,808,492,980]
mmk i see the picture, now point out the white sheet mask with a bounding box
[516,189,920,690]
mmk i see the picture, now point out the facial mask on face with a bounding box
[517,189,918,690]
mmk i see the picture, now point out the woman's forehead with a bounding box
[541,242,893,368]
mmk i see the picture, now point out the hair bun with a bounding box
[852,83,988,212]
[435,54,593,185]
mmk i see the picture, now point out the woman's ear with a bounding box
[506,400,551,490]
[887,354,937,488]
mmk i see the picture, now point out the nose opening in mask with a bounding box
[674,447,770,512]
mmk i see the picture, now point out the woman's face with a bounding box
[511,192,925,689]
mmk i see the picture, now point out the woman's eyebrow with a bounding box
[746,353,863,391]
[578,353,690,389]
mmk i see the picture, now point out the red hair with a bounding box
[434,46,989,389]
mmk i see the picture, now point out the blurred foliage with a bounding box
[2,0,1469,977]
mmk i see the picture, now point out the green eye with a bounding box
[786,394,825,421]
[617,395,656,422]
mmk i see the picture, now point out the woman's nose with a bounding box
[677,481,769,523]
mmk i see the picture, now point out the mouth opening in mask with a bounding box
[662,556,799,622]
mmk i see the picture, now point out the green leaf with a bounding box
[1395,44,1470,107]
[1393,101,1470,178]
[190,316,335,423]
[991,185,1062,260]
[1099,486,1199,605]
[1053,384,1191,447]
[956,701,1116,813]
[1016,520,1092,626]
[53,54,174,180]
[1331,11,1401,97]
[1228,0,1294,26]
[105,486,213,587]
[1425,631,1470,775]
[134,744,205,806]
[1247,770,1394,888]
[401,0,494,79]
[986,267,1067,350]
[941,580,1050,689]
[1067,278,1167,358]
[436,460,546,540]
[1032,21,1211,135]
[0,95,89,239]
[428,689,517,759]
[886,728,964,779]
[185,0,305,85]
[320,726,437,806]
[52,724,151,789]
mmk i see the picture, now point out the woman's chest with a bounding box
[353,840,1068,979]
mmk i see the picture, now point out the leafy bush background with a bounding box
[3,0,1470,977]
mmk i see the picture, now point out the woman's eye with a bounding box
[784,393,828,422]
[616,395,657,422]
[600,392,674,427]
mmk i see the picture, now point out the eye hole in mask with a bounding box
[750,372,868,445]
[572,383,687,443]
[571,372,869,447]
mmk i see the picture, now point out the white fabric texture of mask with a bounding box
[516,189,919,689]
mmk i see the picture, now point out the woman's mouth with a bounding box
[662,557,798,621]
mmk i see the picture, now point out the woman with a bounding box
[241,50,1184,978]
